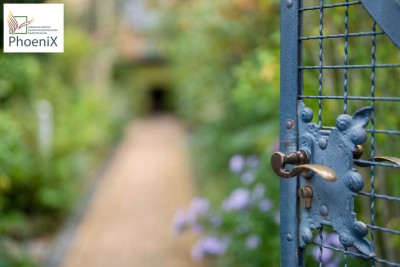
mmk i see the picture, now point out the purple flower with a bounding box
[182,211,203,234]
[245,234,261,250]
[184,209,197,225]
[311,246,333,263]
[222,188,251,211]
[315,232,341,248]
[229,155,245,174]
[325,233,341,247]
[259,199,272,212]
[246,155,260,168]
[241,171,255,185]
[189,197,210,216]
[252,184,265,199]
[191,236,229,260]
[177,197,209,234]
[314,232,328,243]
[312,232,342,265]
[172,210,188,235]
[202,236,229,255]
[191,223,204,234]
[210,215,222,228]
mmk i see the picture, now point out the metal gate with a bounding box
[274,0,400,266]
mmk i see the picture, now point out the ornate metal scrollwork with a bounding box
[297,102,375,257]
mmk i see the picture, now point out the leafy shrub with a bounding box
[0,26,128,244]
[0,54,40,104]
[0,113,32,215]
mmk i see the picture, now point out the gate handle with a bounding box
[271,150,337,181]
[353,145,400,167]
[354,156,400,167]
[375,156,400,165]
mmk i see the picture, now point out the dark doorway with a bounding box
[149,85,169,113]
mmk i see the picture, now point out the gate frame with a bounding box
[280,0,303,265]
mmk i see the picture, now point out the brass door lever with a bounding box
[353,145,400,167]
[374,156,400,165]
[271,150,337,181]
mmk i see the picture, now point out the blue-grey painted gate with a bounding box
[275,0,400,266]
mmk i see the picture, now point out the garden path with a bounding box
[59,116,204,267]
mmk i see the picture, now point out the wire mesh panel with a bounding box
[299,0,400,266]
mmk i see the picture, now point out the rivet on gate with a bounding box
[339,232,353,246]
[286,0,293,8]
[318,138,327,150]
[301,228,313,244]
[286,119,294,129]
[319,205,329,216]
[301,107,313,123]
[286,233,293,242]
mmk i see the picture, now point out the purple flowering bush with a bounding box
[173,155,281,267]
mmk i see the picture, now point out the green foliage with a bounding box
[159,0,282,171]
[0,112,32,209]
[0,55,40,104]
[50,27,95,84]
[231,48,280,125]
[0,86,122,240]
[0,251,36,267]
[0,24,130,264]
[159,0,280,125]
[156,0,282,265]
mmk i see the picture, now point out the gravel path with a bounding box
[59,116,204,267]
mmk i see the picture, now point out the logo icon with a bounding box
[4,4,64,53]
[7,11,34,34]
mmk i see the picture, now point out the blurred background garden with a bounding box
[0,0,399,266]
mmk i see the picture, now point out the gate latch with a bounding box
[272,102,376,257]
